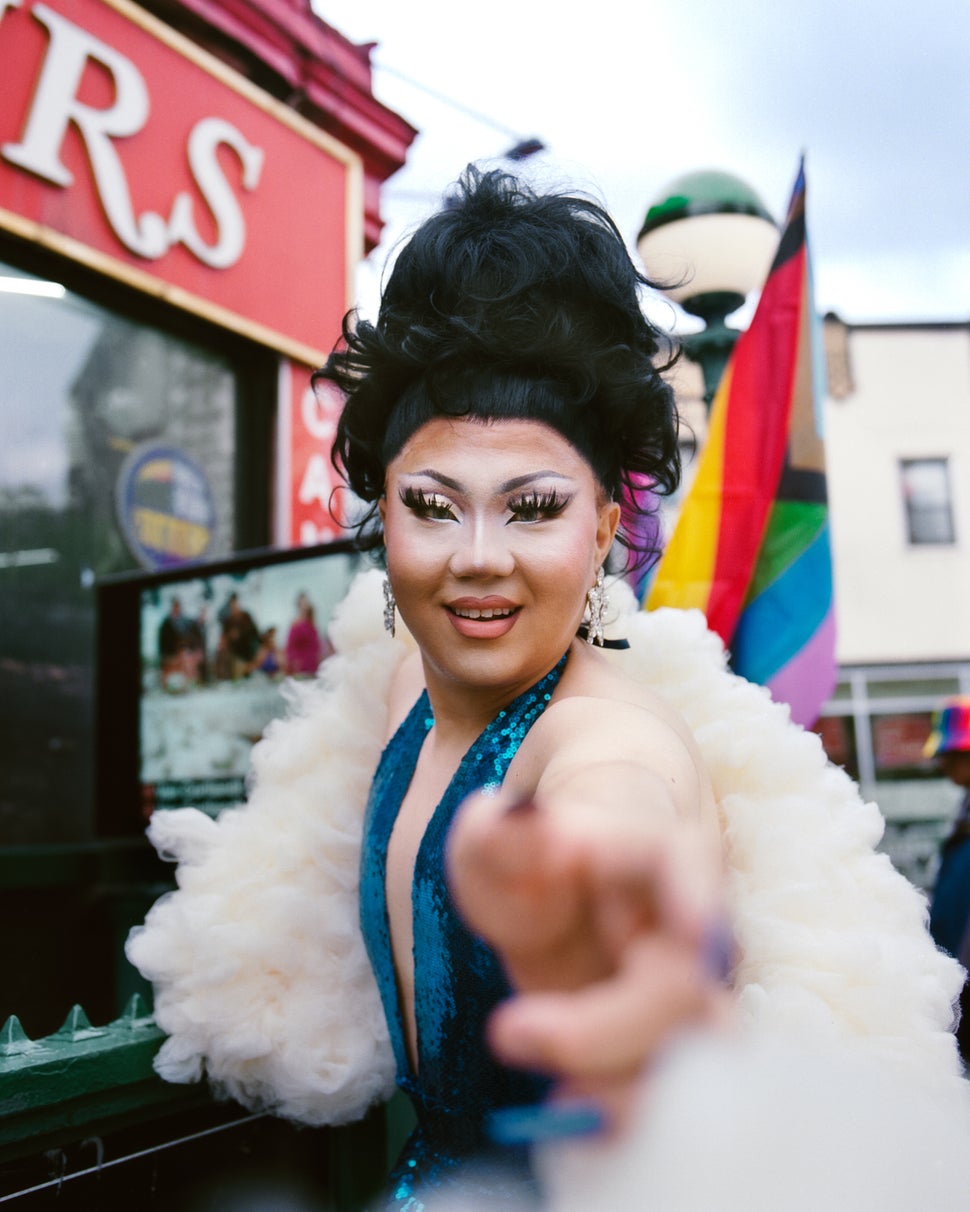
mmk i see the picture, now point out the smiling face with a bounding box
[381,417,619,706]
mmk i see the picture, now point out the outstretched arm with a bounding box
[446,706,731,1127]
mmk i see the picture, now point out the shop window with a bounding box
[871,711,937,781]
[0,262,238,845]
[815,714,859,781]
[900,458,955,545]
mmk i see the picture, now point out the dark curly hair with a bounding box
[317,165,681,571]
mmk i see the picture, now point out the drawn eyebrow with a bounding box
[403,470,463,491]
[499,471,572,493]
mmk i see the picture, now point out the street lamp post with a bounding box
[636,170,779,411]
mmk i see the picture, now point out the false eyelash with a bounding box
[507,491,569,521]
[399,486,455,519]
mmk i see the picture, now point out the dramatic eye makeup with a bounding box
[399,485,456,520]
[506,490,569,522]
[397,469,574,526]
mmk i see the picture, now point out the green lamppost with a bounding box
[636,170,779,410]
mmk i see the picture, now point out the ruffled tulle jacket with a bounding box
[126,570,967,1135]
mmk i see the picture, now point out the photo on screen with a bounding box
[96,542,363,832]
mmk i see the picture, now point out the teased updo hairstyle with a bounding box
[319,165,681,571]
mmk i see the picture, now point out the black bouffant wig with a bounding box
[318,165,681,570]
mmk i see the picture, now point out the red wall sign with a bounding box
[0,0,361,364]
[277,361,349,547]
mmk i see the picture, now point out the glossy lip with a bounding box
[445,596,520,639]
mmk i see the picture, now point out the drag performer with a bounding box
[129,168,970,1210]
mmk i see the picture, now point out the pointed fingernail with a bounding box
[701,919,735,983]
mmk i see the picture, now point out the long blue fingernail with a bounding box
[702,919,735,983]
[486,1100,605,1145]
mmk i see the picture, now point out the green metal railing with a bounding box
[0,996,407,1207]
[0,995,200,1159]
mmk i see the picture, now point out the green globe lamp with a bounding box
[637,170,779,408]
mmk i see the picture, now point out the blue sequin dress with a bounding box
[359,656,567,1209]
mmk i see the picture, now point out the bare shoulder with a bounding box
[510,644,716,825]
[548,641,701,750]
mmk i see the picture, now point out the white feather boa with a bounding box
[127,569,968,1141]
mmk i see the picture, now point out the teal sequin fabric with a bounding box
[360,655,568,1209]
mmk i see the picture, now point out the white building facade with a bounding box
[820,318,970,886]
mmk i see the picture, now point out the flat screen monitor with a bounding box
[95,540,363,836]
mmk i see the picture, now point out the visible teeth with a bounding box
[453,607,514,619]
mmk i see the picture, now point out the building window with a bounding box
[900,457,955,545]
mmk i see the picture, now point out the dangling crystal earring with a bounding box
[584,567,609,646]
[382,575,396,638]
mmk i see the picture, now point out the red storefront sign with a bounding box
[276,362,348,547]
[0,0,361,364]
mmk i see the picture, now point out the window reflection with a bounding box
[0,261,238,844]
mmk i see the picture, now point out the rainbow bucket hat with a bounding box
[924,696,970,758]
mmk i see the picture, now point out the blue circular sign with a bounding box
[116,444,217,569]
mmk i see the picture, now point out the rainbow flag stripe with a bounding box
[647,163,836,727]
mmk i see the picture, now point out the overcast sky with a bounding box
[314,0,969,329]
